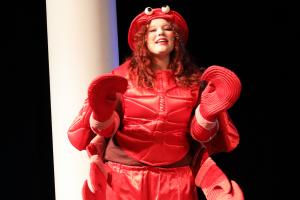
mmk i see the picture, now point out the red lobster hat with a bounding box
[128,5,189,50]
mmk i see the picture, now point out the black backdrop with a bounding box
[10,0,298,199]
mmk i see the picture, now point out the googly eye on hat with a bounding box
[128,5,189,50]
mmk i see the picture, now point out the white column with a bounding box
[46,0,118,199]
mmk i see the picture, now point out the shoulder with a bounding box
[112,60,131,77]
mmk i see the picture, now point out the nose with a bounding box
[157,28,164,35]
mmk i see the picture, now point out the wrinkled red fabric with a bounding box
[105,161,198,200]
[67,98,94,151]
[112,62,199,166]
[67,61,240,156]
[190,116,218,142]
[205,111,240,155]
[195,156,244,200]
[67,61,242,200]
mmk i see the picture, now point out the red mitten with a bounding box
[88,74,128,122]
[86,135,107,158]
[199,65,241,121]
[195,157,244,200]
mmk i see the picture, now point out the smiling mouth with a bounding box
[155,38,168,44]
[156,41,168,45]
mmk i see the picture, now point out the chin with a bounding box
[154,49,172,55]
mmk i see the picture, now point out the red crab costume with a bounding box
[67,5,244,200]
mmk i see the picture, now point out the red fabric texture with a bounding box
[82,180,97,200]
[83,136,112,199]
[90,121,115,138]
[86,135,107,159]
[89,113,120,138]
[88,74,128,122]
[112,63,199,166]
[88,161,108,193]
[195,157,244,200]
[67,98,94,151]
[190,117,218,142]
[199,65,241,121]
[105,161,198,200]
[67,61,243,200]
[82,179,109,200]
[205,111,240,155]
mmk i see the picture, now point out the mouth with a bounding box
[155,38,168,45]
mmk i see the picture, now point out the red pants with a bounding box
[106,161,198,200]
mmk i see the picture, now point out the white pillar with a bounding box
[46,0,118,199]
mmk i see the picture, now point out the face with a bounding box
[146,18,175,57]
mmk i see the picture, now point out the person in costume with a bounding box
[67,5,244,200]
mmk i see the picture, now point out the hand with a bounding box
[199,65,241,121]
[86,135,107,158]
[88,74,128,122]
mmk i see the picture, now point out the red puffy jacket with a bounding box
[67,60,240,166]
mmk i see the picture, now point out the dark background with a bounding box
[10,0,298,199]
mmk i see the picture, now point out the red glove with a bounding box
[195,156,244,200]
[86,135,107,158]
[88,74,128,122]
[199,65,241,121]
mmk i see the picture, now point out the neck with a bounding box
[152,56,170,70]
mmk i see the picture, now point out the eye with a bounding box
[163,26,172,31]
[148,28,156,32]
[161,5,170,13]
[144,7,153,15]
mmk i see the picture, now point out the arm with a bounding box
[67,73,127,150]
[88,73,127,137]
[190,66,241,152]
[67,98,95,151]
[205,111,240,155]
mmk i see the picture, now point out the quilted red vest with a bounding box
[112,61,199,166]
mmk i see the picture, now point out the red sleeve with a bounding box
[68,61,129,151]
[67,98,95,151]
[204,111,240,155]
